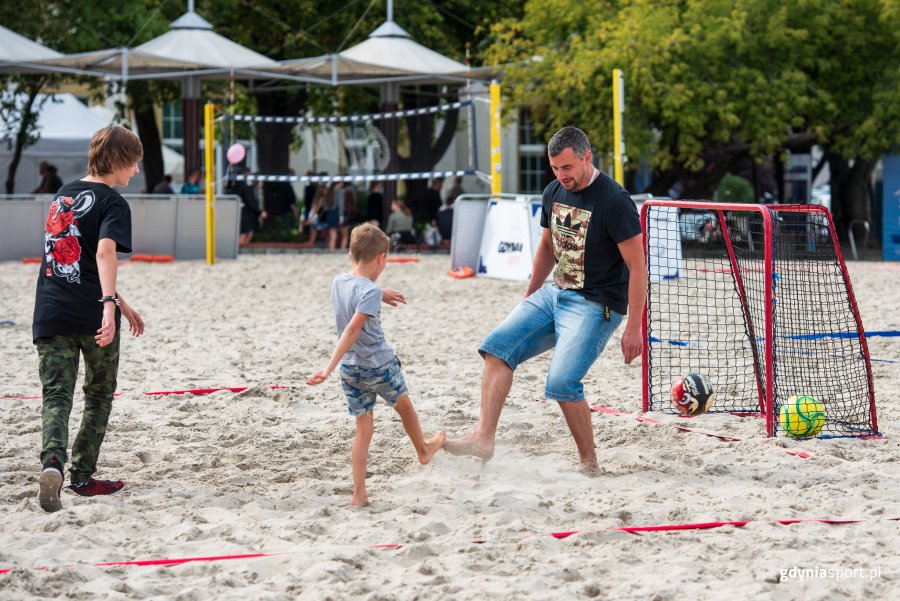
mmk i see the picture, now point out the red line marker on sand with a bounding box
[144,385,290,396]
[548,517,897,539]
[0,552,284,574]
[4,520,896,573]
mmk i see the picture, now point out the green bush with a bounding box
[716,174,754,203]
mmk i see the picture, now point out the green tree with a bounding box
[0,1,174,192]
[484,0,900,235]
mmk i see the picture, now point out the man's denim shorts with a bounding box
[339,356,408,416]
[479,285,623,402]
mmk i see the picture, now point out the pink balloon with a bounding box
[226,143,246,164]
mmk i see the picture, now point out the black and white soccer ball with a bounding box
[671,372,716,416]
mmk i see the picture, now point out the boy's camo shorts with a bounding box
[339,356,407,417]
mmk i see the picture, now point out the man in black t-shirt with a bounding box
[446,126,647,473]
[35,124,146,512]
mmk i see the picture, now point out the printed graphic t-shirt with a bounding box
[540,170,641,314]
[330,273,395,368]
[32,181,132,340]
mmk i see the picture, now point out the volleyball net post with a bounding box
[204,101,216,265]
[612,69,625,186]
[489,81,502,195]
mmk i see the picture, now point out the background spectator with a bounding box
[228,168,267,245]
[365,181,385,226]
[422,177,443,224]
[437,200,454,245]
[273,168,298,220]
[386,199,416,245]
[151,175,174,194]
[445,176,464,205]
[32,162,63,195]
[180,169,201,194]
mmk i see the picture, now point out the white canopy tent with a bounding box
[0,25,63,63]
[0,93,181,194]
[23,4,278,176]
[341,20,467,76]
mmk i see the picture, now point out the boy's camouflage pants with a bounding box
[36,333,119,484]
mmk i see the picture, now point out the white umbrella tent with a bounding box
[0,25,63,63]
[0,94,145,194]
[130,6,277,175]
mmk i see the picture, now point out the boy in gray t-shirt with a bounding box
[307,223,445,507]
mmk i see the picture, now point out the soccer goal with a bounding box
[641,200,878,439]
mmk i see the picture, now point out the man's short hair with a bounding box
[87,125,143,176]
[547,126,591,159]
[350,223,390,263]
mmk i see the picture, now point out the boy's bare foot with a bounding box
[418,431,447,465]
[349,495,370,507]
[445,434,494,461]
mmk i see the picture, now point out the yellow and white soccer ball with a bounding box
[779,395,825,438]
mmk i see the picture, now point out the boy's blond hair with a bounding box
[350,223,390,264]
[87,125,144,176]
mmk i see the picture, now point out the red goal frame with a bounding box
[639,200,877,438]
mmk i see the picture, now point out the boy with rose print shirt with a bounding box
[33,124,146,512]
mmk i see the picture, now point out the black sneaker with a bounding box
[38,467,63,512]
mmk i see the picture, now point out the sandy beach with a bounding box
[0,253,897,600]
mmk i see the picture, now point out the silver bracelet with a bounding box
[99,295,120,306]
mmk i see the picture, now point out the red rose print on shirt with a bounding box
[44,190,95,284]
[46,197,75,236]
[51,236,81,265]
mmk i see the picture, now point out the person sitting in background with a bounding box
[180,169,201,194]
[151,175,175,194]
[385,199,416,245]
[33,162,64,195]
[445,176,464,205]
[437,200,454,246]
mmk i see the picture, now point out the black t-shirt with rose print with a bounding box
[32,180,132,341]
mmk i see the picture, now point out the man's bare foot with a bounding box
[418,431,447,465]
[580,458,600,477]
[444,434,494,461]
[349,495,370,507]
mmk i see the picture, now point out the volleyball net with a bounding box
[219,98,490,186]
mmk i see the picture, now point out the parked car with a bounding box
[678,210,718,243]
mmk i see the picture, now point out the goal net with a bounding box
[221,99,480,186]
[642,200,878,439]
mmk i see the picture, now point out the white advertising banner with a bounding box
[477,200,535,280]
[647,205,682,282]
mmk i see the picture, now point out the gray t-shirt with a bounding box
[331,273,395,367]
